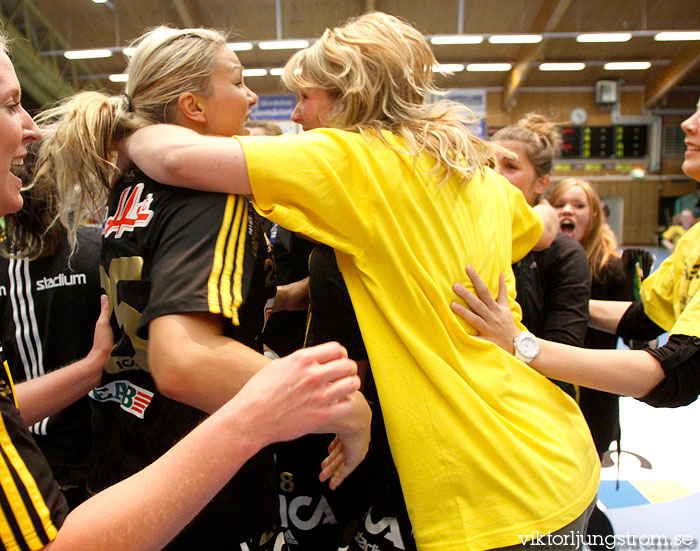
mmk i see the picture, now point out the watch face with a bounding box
[519,338,539,358]
[517,333,540,359]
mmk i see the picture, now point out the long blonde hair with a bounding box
[32,26,229,244]
[549,178,620,279]
[282,11,496,185]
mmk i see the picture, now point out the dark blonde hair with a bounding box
[244,120,283,136]
[492,113,562,178]
[282,11,496,185]
[33,26,230,244]
[549,178,620,279]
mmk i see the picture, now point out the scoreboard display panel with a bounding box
[489,124,648,159]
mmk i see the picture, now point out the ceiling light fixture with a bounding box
[122,47,136,56]
[488,34,543,44]
[576,33,632,43]
[430,35,483,45]
[466,63,512,71]
[258,40,309,50]
[434,63,465,73]
[654,31,700,41]
[539,62,586,71]
[269,68,285,76]
[242,68,268,77]
[227,42,254,51]
[64,49,113,60]
[109,74,128,82]
[603,61,651,70]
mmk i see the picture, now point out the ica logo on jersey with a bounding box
[104,183,155,238]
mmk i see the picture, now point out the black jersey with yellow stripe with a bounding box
[91,169,278,550]
[0,344,68,551]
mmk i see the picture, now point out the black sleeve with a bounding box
[639,334,700,408]
[540,235,591,347]
[615,300,666,341]
[305,245,368,361]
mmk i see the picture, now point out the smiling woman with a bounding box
[0,49,40,214]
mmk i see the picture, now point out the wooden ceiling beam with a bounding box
[502,0,573,112]
[644,43,700,109]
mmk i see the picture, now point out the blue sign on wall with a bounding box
[250,94,297,121]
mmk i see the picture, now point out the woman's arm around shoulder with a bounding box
[121,124,251,194]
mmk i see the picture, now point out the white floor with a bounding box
[598,396,700,545]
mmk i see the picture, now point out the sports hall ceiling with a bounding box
[1,0,699,112]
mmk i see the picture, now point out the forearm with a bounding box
[315,389,371,437]
[531,339,664,398]
[315,389,372,489]
[48,406,260,551]
[123,125,251,194]
[271,277,310,313]
[48,342,361,551]
[15,349,106,426]
[588,299,632,333]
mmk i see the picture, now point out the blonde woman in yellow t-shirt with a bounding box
[117,12,600,551]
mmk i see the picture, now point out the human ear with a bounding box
[534,174,550,195]
[177,92,207,125]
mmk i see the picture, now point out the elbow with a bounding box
[148,349,190,403]
[159,147,189,186]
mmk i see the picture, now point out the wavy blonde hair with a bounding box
[491,112,562,179]
[549,178,620,279]
[32,26,229,245]
[282,11,496,184]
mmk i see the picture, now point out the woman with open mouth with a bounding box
[452,98,700,411]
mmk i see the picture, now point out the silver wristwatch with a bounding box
[513,331,540,364]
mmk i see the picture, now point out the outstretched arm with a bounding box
[14,296,112,426]
[46,342,360,551]
[588,299,632,333]
[450,266,664,398]
[120,125,251,194]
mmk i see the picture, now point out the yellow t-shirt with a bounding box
[642,222,700,338]
[661,225,686,247]
[240,129,599,551]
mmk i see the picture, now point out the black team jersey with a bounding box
[92,168,279,551]
[0,344,68,550]
[0,226,101,509]
[278,244,415,551]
